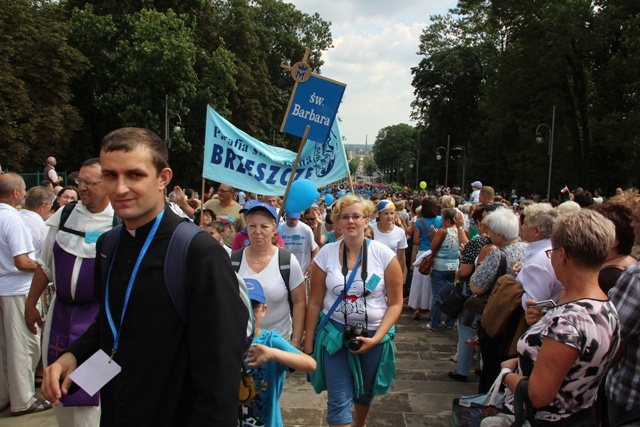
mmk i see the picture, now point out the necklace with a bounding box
[248,248,274,264]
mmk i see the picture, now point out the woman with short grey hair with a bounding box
[469,206,526,393]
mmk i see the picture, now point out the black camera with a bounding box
[344,323,369,351]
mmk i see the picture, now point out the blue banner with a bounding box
[281,74,346,143]
[203,106,349,196]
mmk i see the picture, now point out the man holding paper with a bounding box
[42,128,248,426]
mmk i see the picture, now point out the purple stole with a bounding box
[48,241,100,406]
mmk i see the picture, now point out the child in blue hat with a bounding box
[240,278,316,427]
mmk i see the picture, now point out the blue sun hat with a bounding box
[244,278,266,304]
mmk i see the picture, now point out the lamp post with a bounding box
[535,105,556,201]
[164,94,183,149]
[435,135,451,187]
[451,146,466,193]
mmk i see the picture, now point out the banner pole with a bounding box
[347,173,355,194]
[200,177,206,227]
[279,125,311,223]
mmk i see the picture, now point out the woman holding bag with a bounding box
[304,195,403,427]
[480,210,620,426]
[424,208,464,331]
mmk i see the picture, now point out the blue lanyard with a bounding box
[105,210,164,359]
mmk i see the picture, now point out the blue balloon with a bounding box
[284,179,319,213]
[325,194,334,205]
[337,191,345,198]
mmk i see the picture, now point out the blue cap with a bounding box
[246,202,278,223]
[376,200,396,212]
[285,212,301,219]
[240,199,259,213]
[244,278,266,304]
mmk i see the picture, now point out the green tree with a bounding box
[348,157,359,175]
[363,156,376,176]
[372,124,418,183]
[0,0,88,171]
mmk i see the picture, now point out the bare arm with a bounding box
[396,248,406,278]
[246,343,316,372]
[503,337,579,408]
[303,262,326,355]
[290,282,307,349]
[430,228,446,253]
[14,253,36,272]
[25,265,49,334]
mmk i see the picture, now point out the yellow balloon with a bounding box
[403,186,408,191]
[420,181,427,189]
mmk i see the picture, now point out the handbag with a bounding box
[463,250,507,315]
[452,367,510,427]
[440,279,469,317]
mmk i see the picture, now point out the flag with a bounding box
[560,185,570,194]
[203,106,349,196]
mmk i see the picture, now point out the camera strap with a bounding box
[314,239,369,339]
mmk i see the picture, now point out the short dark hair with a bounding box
[100,128,168,174]
[594,202,635,256]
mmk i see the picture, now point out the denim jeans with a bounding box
[455,308,477,376]
[324,319,383,425]
[429,269,456,329]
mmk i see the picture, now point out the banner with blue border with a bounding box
[203,106,349,196]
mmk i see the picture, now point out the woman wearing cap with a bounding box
[235,202,306,347]
[305,195,403,427]
[372,200,408,279]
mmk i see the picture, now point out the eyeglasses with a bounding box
[340,214,365,221]
[217,188,232,194]
[545,248,558,259]
[75,178,103,187]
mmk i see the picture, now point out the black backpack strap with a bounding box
[60,201,121,237]
[230,247,245,273]
[278,248,293,314]
[164,221,204,323]
[59,202,85,237]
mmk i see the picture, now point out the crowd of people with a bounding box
[1,133,639,426]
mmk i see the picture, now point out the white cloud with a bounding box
[287,0,457,144]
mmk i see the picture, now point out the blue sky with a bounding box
[287,0,458,145]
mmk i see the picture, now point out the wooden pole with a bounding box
[279,125,311,223]
[347,173,355,194]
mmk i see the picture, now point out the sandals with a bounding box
[11,399,52,417]
[412,309,421,320]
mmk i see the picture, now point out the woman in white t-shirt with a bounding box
[372,200,408,279]
[304,195,403,427]
[236,202,305,346]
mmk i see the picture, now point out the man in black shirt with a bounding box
[43,128,248,426]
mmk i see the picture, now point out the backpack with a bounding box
[230,247,293,313]
[59,201,121,237]
[99,219,253,338]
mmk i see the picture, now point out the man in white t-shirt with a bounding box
[279,212,319,274]
[0,173,50,416]
[43,157,63,186]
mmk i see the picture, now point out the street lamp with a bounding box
[535,105,556,201]
[451,146,466,194]
[435,135,451,187]
[164,94,183,149]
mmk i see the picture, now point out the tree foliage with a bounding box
[0,0,88,171]
[412,0,640,196]
[3,0,332,184]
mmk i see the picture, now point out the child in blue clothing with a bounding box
[241,279,316,427]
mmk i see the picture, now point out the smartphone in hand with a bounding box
[531,299,556,314]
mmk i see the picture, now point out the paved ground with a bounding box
[2,305,479,426]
